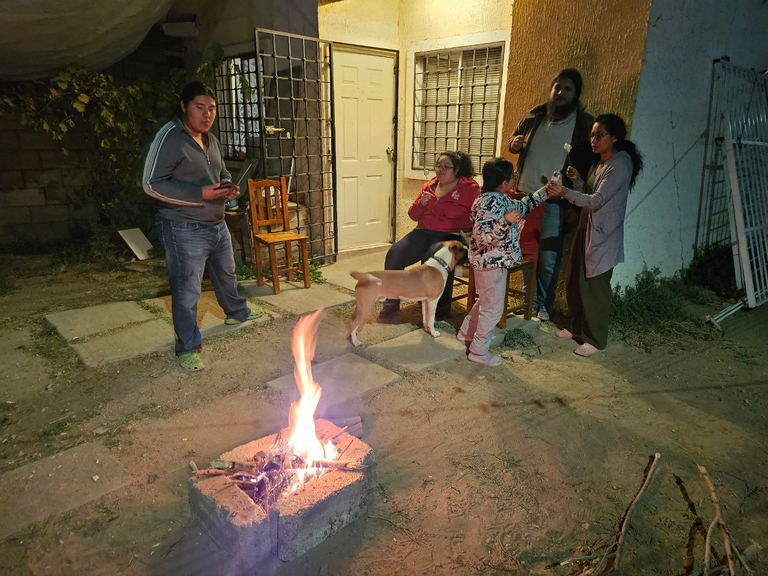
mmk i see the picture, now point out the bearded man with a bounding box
[507,68,598,321]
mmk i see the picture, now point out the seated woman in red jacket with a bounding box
[381,151,480,319]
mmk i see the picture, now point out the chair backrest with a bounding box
[247,177,289,229]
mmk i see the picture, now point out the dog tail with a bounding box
[350,271,381,286]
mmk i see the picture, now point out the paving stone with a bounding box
[365,328,467,372]
[321,246,389,291]
[266,353,400,420]
[0,443,132,540]
[71,319,174,367]
[143,295,274,337]
[45,301,154,341]
[240,281,353,315]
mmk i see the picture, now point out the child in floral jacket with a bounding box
[458,158,550,365]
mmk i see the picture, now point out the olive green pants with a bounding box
[567,229,614,350]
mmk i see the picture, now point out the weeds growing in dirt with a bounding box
[500,328,537,349]
[683,242,741,300]
[610,267,716,352]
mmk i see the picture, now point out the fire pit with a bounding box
[188,310,376,565]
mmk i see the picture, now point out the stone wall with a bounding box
[0,27,184,246]
[0,116,95,244]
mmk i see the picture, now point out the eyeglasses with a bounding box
[435,163,454,171]
[589,132,609,141]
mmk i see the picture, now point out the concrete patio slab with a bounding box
[365,328,467,372]
[0,443,132,540]
[143,294,273,333]
[266,352,400,419]
[45,301,154,341]
[71,319,174,367]
[240,281,353,315]
[321,245,389,291]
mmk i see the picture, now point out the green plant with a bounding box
[1,66,186,231]
[500,328,536,349]
[610,267,714,351]
[295,262,326,285]
[236,263,256,281]
[683,242,741,299]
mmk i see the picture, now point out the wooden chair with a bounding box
[460,260,537,327]
[247,177,310,294]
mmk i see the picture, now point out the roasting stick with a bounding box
[607,453,662,573]
[697,465,740,576]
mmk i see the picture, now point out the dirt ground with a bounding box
[0,254,766,575]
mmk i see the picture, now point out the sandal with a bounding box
[224,307,264,325]
[574,343,603,357]
[179,352,205,371]
[556,328,578,339]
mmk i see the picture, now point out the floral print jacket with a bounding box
[469,188,548,269]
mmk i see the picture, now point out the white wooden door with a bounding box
[333,49,396,250]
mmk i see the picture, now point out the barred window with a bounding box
[214,56,260,160]
[412,43,504,172]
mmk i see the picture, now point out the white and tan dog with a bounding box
[348,240,468,346]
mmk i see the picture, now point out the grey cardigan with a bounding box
[564,151,633,278]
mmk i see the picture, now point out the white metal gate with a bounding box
[699,60,768,315]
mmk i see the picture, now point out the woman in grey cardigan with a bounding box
[546,114,643,357]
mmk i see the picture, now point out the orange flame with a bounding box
[286,309,337,489]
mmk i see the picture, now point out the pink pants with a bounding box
[459,267,507,356]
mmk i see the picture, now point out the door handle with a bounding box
[386,147,394,160]
[264,125,285,135]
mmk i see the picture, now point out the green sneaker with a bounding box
[178,352,205,371]
[224,307,264,325]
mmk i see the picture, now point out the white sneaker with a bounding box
[468,352,502,366]
[537,308,550,321]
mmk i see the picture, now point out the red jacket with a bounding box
[408,177,480,233]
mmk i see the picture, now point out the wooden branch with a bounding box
[703,517,718,574]
[698,465,736,576]
[609,453,662,573]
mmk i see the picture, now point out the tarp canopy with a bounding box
[0,0,176,81]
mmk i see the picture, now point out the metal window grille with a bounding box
[412,43,504,172]
[255,29,337,264]
[214,57,260,160]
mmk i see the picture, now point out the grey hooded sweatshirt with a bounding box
[142,117,232,224]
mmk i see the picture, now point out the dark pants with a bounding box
[567,228,613,350]
[159,218,250,355]
[384,228,462,313]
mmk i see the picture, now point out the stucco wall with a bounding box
[621,0,768,286]
[318,0,399,50]
[396,1,513,241]
[192,0,319,58]
[320,0,513,243]
[502,0,652,147]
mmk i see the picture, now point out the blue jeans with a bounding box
[159,219,250,355]
[535,200,565,313]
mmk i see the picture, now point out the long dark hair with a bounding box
[175,81,217,117]
[595,113,643,190]
[481,158,514,192]
[438,151,475,178]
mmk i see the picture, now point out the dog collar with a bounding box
[430,255,451,273]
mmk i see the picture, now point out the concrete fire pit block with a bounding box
[188,420,375,565]
[270,420,376,561]
[188,475,272,564]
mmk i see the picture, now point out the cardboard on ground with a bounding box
[118,228,154,260]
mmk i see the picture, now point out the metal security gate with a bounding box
[254,28,337,264]
[699,60,768,320]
